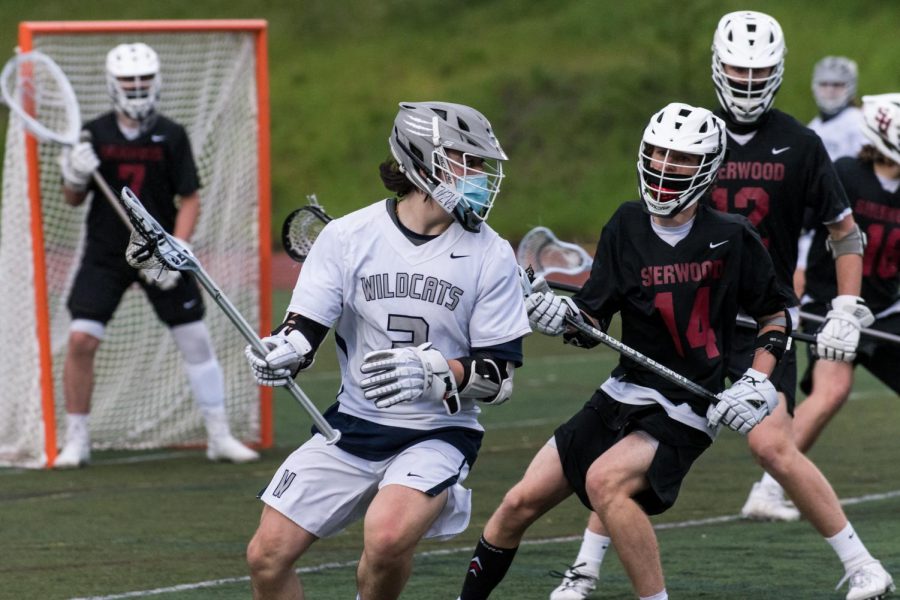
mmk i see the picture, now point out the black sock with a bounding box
[459,535,519,600]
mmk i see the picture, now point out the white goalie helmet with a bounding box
[712,11,786,124]
[860,94,900,165]
[638,103,727,217]
[388,101,507,232]
[812,56,858,116]
[106,43,161,122]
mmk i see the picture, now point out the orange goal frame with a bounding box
[17,20,273,465]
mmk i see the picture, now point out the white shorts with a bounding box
[260,434,473,540]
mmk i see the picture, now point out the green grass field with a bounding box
[3,298,898,600]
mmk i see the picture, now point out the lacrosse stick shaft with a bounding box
[540,279,816,344]
[566,316,720,403]
[189,262,341,444]
[798,310,900,346]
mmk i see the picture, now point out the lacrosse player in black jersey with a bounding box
[706,11,891,600]
[459,103,792,600]
[55,43,258,468]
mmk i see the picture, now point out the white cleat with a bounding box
[838,560,895,600]
[740,481,800,522]
[549,564,598,600]
[206,435,260,464]
[53,439,90,469]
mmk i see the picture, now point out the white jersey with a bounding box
[808,106,867,161]
[288,199,531,433]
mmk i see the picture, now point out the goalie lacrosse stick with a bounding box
[281,194,333,263]
[0,49,131,228]
[119,186,341,444]
[522,267,720,403]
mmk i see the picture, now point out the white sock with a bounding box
[640,590,668,600]
[826,523,873,571]
[65,413,90,445]
[574,528,611,576]
[760,472,783,493]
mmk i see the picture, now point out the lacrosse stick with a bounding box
[118,186,341,444]
[799,310,900,346]
[281,194,333,263]
[0,49,131,228]
[518,226,818,344]
[522,266,720,403]
[516,226,593,277]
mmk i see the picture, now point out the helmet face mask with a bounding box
[388,101,507,232]
[812,56,858,116]
[638,103,727,217]
[106,43,161,122]
[712,11,785,124]
[860,94,900,165]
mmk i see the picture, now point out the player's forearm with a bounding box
[173,193,201,240]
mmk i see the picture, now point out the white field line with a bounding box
[70,488,900,600]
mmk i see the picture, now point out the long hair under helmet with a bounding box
[638,103,727,217]
[388,101,507,233]
[860,93,900,165]
[712,11,785,124]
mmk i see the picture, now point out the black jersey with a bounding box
[82,112,201,262]
[805,158,900,313]
[573,202,789,416]
[710,109,851,303]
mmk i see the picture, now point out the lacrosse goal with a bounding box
[0,20,272,468]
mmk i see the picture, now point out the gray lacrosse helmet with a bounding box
[388,101,507,232]
[812,56,858,116]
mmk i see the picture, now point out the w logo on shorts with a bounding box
[272,469,297,498]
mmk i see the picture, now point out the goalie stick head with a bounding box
[120,187,195,272]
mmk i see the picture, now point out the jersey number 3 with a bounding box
[654,288,720,359]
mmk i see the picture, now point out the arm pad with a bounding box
[826,223,866,258]
[457,355,515,405]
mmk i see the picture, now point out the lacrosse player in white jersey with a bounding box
[244,101,530,600]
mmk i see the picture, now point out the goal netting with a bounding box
[0,20,272,468]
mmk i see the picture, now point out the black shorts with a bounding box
[800,302,900,395]
[66,254,205,327]
[554,390,712,516]
[727,326,798,412]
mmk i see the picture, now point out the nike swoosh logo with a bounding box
[406,472,422,478]
[771,146,790,155]
[450,252,470,259]
[183,299,198,309]
[709,240,729,249]
[151,135,166,142]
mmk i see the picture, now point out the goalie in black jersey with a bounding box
[458,103,792,600]
[54,43,258,468]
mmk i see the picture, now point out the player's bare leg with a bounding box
[56,330,101,467]
[246,505,318,600]
[792,360,854,452]
[586,432,663,598]
[356,484,447,600]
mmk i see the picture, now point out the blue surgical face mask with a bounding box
[455,174,491,216]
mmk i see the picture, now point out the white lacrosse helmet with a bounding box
[860,94,900,165]
[106,43,161,121]
[812,56,858,116]
[638,103,727,217]
[712,11,786,124]
[388,101,507,232]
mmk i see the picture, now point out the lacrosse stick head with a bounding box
[282,200,333,263]
[120,187,195,272]
[516,226,593,279]
[0,49,82,146]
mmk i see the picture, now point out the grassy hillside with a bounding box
[2,0,899,243]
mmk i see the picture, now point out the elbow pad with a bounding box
[826,223,866,258]
[457,356,515,405]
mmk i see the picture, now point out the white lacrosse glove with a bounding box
[526,289,580,336]
[59,141,100,191]
[244,330,314,387]
[706,368,778,435]
[359,342,461,415]
[815,295,875,362]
